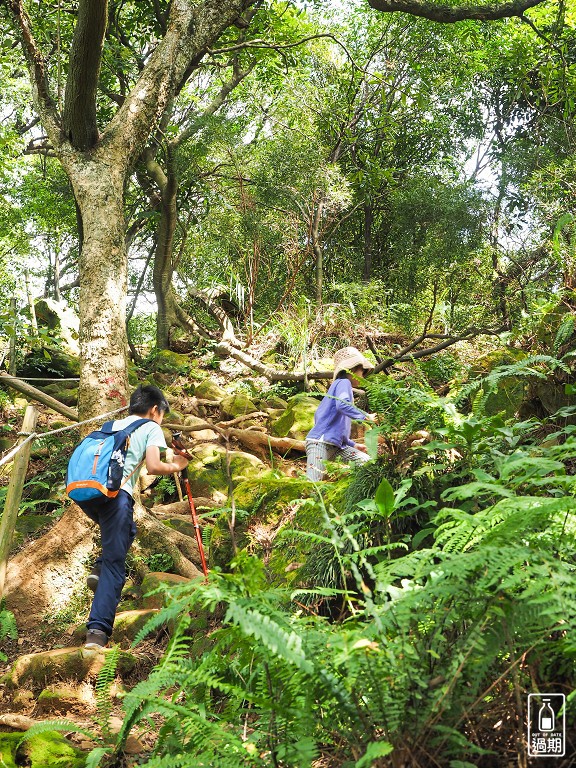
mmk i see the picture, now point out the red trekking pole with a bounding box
[172,432,209,578]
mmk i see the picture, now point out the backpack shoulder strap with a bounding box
[121,418,154,436]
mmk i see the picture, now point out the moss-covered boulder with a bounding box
[210,473,318,572]
[36,683,91,715]
[195,378,226,401]
[259,395,289,410]
[220,393,259,418]
[467,347,528,418]
[0,733,20,768]
[269,393,319,439]
[35,298,80,356]
[154,349,191,373]
[21,347,80,379]
[140,571,192,609]
[1,647,136,693]
[113,608,160,643]
[0,731,86,768]
[186,444,266,500]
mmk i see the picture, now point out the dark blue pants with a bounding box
[80,489,136,636]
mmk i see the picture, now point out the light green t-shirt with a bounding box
[112,415,167,496]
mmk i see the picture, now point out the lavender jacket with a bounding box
[306,378,366,448]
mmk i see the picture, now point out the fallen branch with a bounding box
[216,411,268,427]
[227,427,305,455]
[0,372,78,421]
[164,418,305,456]
[372,325,507,373]
[215,340,332,381]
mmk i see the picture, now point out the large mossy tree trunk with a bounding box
[0,0,257,623]
[4,0,257,419]
[67,154,131,414]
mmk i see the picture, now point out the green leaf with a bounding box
[355,741,394,767]
[374,477,395,517]
[364,425,382,460]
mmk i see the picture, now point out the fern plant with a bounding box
[0,604,17,661]
[73,361,576,767]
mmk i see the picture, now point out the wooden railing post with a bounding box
[0,405,38,600]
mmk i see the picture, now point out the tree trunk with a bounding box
[151,147,179,350]
[65,154,131,420]
[312,199,325,305]
[362,203,374,282]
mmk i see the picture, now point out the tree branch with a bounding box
[366,0,545,22]
[62,0,108,150]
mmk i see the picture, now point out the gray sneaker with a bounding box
[85,629,108,649]
[87,564,101,593]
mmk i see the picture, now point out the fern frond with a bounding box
[17,718,97,744]
[95,645,119,738]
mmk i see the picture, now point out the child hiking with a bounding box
[73,385,188,649]
[305,347,376,481]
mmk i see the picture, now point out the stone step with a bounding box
[1,645,137,694]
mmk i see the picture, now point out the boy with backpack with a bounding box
[67,384,188,649]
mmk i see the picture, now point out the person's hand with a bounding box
[364,413,378,425]
[173,454,189,471]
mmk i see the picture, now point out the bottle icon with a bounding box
[539,699,555,731]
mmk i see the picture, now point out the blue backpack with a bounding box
[66,418,152,503]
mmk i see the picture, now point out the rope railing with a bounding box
[0,406,129,469]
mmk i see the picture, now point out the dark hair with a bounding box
[336,365,364,379]
[129,384,170,415]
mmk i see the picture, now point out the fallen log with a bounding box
[227,427,305,455]
[215,340,332,382]
[164,419,305,456]
[0,372,78,421]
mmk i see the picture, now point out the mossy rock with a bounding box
[183,414,219,441]
[21,731,85,768]
[36,683,89,715]
[467,348,528,418]
[220,393,259,418]
[69,609,160,646]
[269,393,319,439]
[210,473,315,571]
[1,646,136,693]
[20,347,80,379]
[34,298,80,356]
[195,378,226,401]
[140,571,192,609]
[41,384,79,406]
[154,349,191,373]
[0,733,20,768]
[186,444,265,500]
[0,732,85,768]
[113,608,160,643]
[259,395,289,410]
[128,363,140,386]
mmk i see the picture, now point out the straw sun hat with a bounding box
[332,346,374,380]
